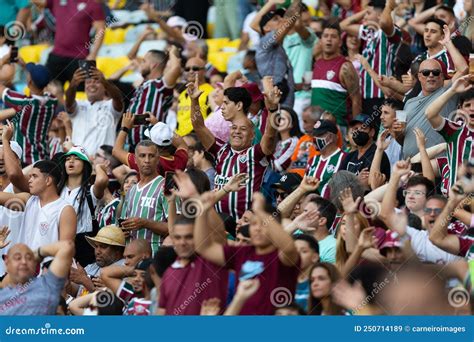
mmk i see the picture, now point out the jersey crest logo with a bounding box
[77,2,86,11]
[326,70,336,80]
[327,164,336,173]
[239,155,248,164]
[40,222,49,236]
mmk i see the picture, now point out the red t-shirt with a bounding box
[47,0,105,59]
[127,148,188,176]
[159,256,228,315]
[223,245,300,315]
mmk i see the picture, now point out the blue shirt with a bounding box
[295,279,309,312]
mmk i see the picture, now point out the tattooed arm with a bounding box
[340,62,362,116]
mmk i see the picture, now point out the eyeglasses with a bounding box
[423,208,442,215]
[185,66,204,72]
[275,191,287,199]
[403,190,426,197]
[419,69,441,77]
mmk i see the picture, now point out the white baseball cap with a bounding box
[144,122,173,147]
[9,141,22,160]
[166,16,187,28]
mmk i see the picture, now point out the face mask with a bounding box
[314,136,329,151]
[83,307,98,316]
[352,131,370,147]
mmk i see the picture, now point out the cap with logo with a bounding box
[64,145,91,164]
[271,172,303,194]
[379,230,403,256]
[312,120,338,136]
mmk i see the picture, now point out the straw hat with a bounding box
[85,225,126,248]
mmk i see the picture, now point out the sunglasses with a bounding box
[423,208,442,215]
[185,66,204,72]
[419,69,441,77]
[275,191,287,199]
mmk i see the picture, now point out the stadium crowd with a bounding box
[0,0,473,316]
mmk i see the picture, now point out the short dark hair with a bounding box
[193,142,215,166]
[436,5,455,17]
[382,98,404,111]
[148,49,168,69]
[186,167,211,194]
[408,213,423,230]
[99,145,121,169]
[424,17,447,32]
[136,139,159,152]
[153,246,177,278]
[175,215,195,226]
[33,160,63,187]
[406,176,435,197]
[459,89,474,107]
[293,234,320,254]
[426,194,448,205]
[322,18,341,36]
[308,197,337,229]
[224,87,252,113]
[368,0,386,10]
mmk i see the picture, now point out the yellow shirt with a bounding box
[176,83,214,136]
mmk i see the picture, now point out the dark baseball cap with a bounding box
[259,8,286,33]
[349,114,373,127]
[312,120,338,136]
[271,172,302,194]
[25,63,50,89]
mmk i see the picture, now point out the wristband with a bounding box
[222,187,230,194]
[269,105,280,113]
[121,127,130,134]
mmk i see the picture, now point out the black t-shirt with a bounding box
[340,144,391,180]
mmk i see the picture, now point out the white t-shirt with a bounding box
[70,99,121,155]
[385,136,402,170]
[61,185,98,234]
[242,11,260,49]
[18,196,71,251]
[406,226,461,264]
[0,184,22,276]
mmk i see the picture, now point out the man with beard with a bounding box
[69,225,125,296]
[127,47,182,148]
[65,67,124,156]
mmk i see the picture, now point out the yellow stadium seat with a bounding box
[224,39,241,50]
[206,38,230,53]
[108,0,126,9]
[308,6,316,16]
[208,51,237,72]
[96,56,130,78]
[103,28,126,45]
[19,44,49,64]
[75,91,88,101]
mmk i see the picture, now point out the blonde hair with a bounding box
[335,213,370,271]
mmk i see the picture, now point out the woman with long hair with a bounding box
[335,212,370,271]
[273,106,303,172]
[307,262,345,315]
[59,146,109,266]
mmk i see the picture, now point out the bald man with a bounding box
[402,59,467,158]
[187,77,280,219]
[0,241,74,315]
[176,57,214,136]
[124,239,152,267]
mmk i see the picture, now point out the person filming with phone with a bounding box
[65,65,124,156]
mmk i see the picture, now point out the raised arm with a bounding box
[340,62,362,116]
[101,264,135,293]
[380,0,396,37]
[59,206,77,241]
[112,113,134,165]
[368,130,390,188]
[413,128,435,182]
[187,75,215,150]
[277,176,320,218]
[163,45,182,88]
[410,143,447,163]
[260,76,281,156]
[273,0,302,44]
[379,160,411,223]
[92,164,109,200]
[2,122,29,192]
[127,27,155,60]
[141,4,185,45]
[249,0,282,34]
[441,26,469,81]
[253,193,299,266]
[340,9,367,36]
[36,240,75,278]
[425,75,472,129]
[65,68,87,114]
[87,20,106,61]
[407,5,438,35]
[341,227,377,277]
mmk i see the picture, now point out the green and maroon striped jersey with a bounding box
[412,49,455,74]
[127,78,174,147]
[437,119,474,191]
[358,25,402,100]
[305,148,346,198]
[3,89,58,164]
[121,175,168,255]
[97,197,120,228]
